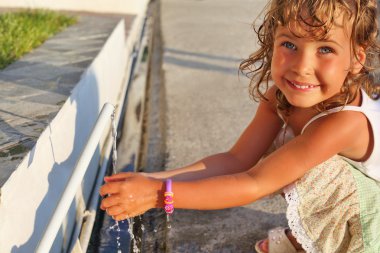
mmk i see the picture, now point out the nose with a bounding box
[290,50,314,76]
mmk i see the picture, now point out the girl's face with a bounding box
[271,14,364,108]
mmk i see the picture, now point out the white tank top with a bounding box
[276,89,380,182]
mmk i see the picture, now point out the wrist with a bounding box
[154,179,166,208]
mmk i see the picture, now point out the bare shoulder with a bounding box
[305,110,368,135]
[303,110,370,160]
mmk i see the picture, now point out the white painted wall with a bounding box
[0,0,149,14]
[0,6,146,251]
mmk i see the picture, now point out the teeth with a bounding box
[291,81,314,89]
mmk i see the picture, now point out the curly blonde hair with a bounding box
[240,0,380,113]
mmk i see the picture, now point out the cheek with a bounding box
[318,58,350,82]
[271,50,289,77]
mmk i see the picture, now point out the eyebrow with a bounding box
[275,32,344,49]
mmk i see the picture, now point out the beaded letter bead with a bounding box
[164,179,174,215]
[164,192,174,214]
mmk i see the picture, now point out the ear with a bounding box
[351,47,366,74]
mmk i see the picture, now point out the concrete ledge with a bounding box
[0,11,146,252]
[0,15,127,186]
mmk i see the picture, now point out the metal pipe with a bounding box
[36,103,115,253]
[79,134,113,252]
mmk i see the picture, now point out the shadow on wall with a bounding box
[0,59,86,186]
[9,65,102,252]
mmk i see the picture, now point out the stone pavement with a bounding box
[0,13,134,187]
[141,0,287,252]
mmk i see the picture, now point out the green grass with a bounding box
[0,9,77,69]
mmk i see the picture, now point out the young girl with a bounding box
[100,0,380,252]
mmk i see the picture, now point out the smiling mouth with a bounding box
[286,79,319,90]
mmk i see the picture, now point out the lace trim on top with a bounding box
[283,184,320,253]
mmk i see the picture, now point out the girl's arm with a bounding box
[100,108,367,219]
[169,109,369,209]
[130,87,283,181]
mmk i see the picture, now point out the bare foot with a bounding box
[257,229,303,252]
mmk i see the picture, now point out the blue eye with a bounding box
[282,41,296,50]
[319,47,333,54]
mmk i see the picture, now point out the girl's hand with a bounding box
[99,173,163,221]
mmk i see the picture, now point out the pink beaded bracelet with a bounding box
[164,179,174,214]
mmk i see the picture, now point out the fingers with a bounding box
[99,181,124,197]
[105,205,124,216]
[112,212,131,221]
[112,211,144,221]
[104,172,133,182]
[104,205,141,221]
[100,194,120,210]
